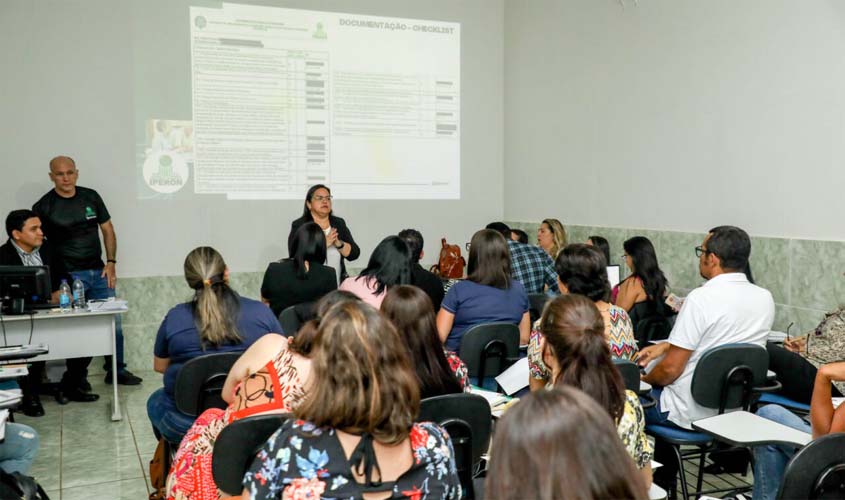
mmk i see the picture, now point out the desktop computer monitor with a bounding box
[0,265,52,314]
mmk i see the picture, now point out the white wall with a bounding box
[504,0,845,241]
[0,0,504,277]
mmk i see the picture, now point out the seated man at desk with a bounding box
[0,209,99,417]
[635,226,775,491]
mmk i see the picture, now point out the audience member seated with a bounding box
[587,234,611,265]
[242,300,461,499]
[437,229,530,352]
[382,285,469,397]
[529,244,638,390]
[0,209,98,415]
[398,228,445,311]
[486,222,559,294]
[537,218,567,259]
[767,309,845,405]
[146,246,282,444]
[615,236,674,343]
[752,360,845,500]
[533,294,653,487]
[165,290,359,500]
[485,387,648,500]
[510,228,529,244]
[0,423,39,475]
[636,226,774,491]
[339,235,411,308]
[260,221,337,317]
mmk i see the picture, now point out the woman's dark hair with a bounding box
[485,387,647,500]
[623,236,668,301]
[183,247,242,347]
[467,229,511,290]
[302,184,332,217]
[382,286,463,399]
[511,229,529,245]
[706,226,751,272]
[289,222,327,279]
[539,294,626,422]
[357,236,411,295]
[587,235,611,265]
[290,290,361,356]
[743,262,755,284]
[555,244,610,302]
[295,300,419,444]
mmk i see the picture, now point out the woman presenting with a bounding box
[288,184,360,283]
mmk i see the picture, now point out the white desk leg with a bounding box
[110,316,122,421]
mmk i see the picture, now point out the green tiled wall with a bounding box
[508,222,839,338]
[114,223,842,372]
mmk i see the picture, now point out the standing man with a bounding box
[33,156,142,386]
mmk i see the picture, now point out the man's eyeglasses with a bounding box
[694,246,710,257]
[312,195,333,202]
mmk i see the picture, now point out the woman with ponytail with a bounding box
[146,246,282,444]
[536,294,653,487]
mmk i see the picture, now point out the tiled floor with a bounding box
[17,370,159,500]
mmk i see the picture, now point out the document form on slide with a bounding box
[190,3,460,200]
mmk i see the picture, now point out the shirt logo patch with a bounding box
[85,206,97,220]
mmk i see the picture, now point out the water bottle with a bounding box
[72,278,86,311]
[59,280,72,313]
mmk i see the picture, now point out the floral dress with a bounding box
[243,420,462,499]
[166,347,308,500]
[443,350,470,391]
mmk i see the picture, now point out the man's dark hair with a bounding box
[485,222,511,239]
[511,229,529,245]
[288,222,328,279]
[398,229,424,264]
[5,209,38,239]
[706,226,751,272]
[555,244,611,302]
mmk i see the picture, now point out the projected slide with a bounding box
[185,3,460,200]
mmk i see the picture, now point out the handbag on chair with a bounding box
[430,238,465,279]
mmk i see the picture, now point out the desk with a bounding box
[639,380,652,394]
[692,411,811,448]
[0,309,125,421]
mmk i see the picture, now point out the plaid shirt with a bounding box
[507,240,559,294]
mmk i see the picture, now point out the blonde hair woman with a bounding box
[538,218,567,258]
[146,246,281,444]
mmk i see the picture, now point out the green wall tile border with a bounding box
[506,221,839,337]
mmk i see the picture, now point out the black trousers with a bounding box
[19,357,93,397]
[766,341,842,404]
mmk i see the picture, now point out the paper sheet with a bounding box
[494,357,529,396]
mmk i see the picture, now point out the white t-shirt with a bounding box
[660,273,775,429]
[323,226,342,285]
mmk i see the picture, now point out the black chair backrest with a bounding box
[418,393,492,499]
[690,343,768,414]
[778,433,845,500]
[174,351,242,416]
[212,414,289,495]
[527,293,549,323]
[613,359,641,393]
[279,305,303,337]
[458,323,519,387]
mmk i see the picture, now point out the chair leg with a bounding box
[694,446,706,496]
[673,444,689,500]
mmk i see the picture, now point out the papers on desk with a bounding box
[494,357,529,395]
[0,364,28,380]
[0,409,8,441]
[768,330,787,342]
[87,299,128,312]
[0,389,22,409]
[472,387,510,408]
